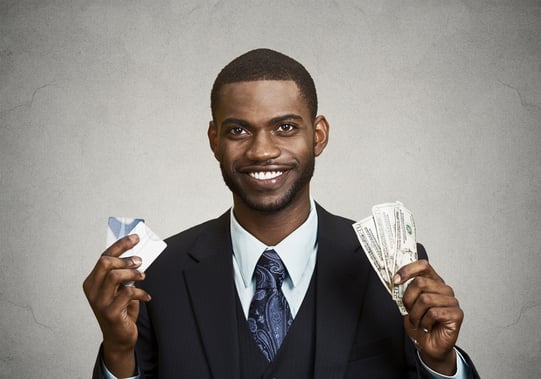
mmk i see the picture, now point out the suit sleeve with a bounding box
[92,345,107,379]
[92,301,157,379]
[134,300,158,378]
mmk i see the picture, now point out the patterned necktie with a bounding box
[247,249,293,361]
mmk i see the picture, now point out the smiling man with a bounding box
[84,49,479,379]
[209,79,329,245]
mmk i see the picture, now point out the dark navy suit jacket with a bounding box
[94,204,479,378]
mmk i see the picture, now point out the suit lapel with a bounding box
[182,211,241,379]
[313,205,370,379]
[180,206,370,378]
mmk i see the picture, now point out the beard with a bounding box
[220,157,315,213]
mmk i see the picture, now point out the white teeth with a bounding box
[250,171,283,180]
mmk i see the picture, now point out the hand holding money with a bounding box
[354,202,464,375]
[394,260,463,375]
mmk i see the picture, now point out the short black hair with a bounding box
[211,48,318,120]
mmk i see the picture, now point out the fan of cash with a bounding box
[352,201,418,315]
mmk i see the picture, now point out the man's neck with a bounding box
[232,196,311,246]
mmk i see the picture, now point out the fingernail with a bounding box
[131,256,142,266]
[393,274,401,284]
[423,328,429,333]
[128,234,139,243]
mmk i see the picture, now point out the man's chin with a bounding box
[235,194,294,213]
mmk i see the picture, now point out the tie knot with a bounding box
[254,250,286,289]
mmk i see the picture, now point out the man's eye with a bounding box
[277,123,295,132]
[229,127,247,135]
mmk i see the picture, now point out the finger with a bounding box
[102,234,140,258]
[85,234,141,294]
[405,292,459,330]
[101,285,151,324]
[393,259,443,284]
[84,255,142,301]
[97,269,147,305]
[417,304,463,333]
[402,277,455,309]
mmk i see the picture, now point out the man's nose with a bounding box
[246,132,281,162]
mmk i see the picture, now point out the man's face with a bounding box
[208,80,328,213]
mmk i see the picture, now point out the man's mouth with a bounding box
[249,171,284,180]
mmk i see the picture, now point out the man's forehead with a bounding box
[219,79,300,95]
[216,80,307,114]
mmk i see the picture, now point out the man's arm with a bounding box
[83,234,151,378]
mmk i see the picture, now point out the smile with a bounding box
[249,171,284,180]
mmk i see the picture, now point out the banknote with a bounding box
[372,203,399,282]
[352,202,417,316]
[392,204,417,308]
[352,216,391,293]
[394,203,417,274]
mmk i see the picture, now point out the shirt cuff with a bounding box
[417,348,469,379]
[101,358,139,379]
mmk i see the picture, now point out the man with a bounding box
[84,48,479,378]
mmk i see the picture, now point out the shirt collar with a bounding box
[230,199,318,289]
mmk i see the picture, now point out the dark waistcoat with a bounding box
[236,274,317,379]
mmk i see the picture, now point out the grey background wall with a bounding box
[1,0,540,377]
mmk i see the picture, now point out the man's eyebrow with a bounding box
[268,114,304,124]
[221,118,251,127]
[221,114,304,127]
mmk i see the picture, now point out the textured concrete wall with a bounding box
[1,1,540,377]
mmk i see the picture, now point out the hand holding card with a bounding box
[107,216,167,275]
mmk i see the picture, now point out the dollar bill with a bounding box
[353,201,418,316]
[372,203,399,282]
[352,216,391,293]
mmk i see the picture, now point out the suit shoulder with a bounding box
[315,203,356,226]
[164,216,223,248]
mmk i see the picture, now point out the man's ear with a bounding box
[313,115,329,157]
[207,121,220,160]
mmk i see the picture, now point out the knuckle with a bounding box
[417,293,431,307]
[82,279,89,293]
[83,278,99,301]
[426,307,439,320]
[413,276,428,288]
[108,269,123,283]
[122,285,136,297]
[98,255,114,269]
[418,259,430,271]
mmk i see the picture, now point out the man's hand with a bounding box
[83,234,152,378]
[393,260,463,376]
